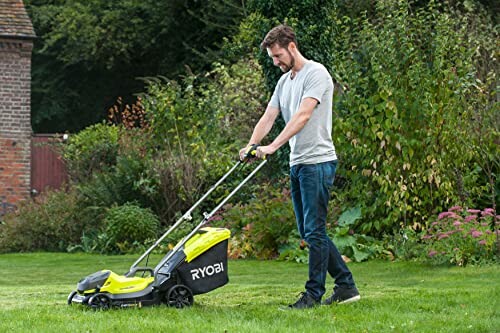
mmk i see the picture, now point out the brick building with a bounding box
[0,0,36,210]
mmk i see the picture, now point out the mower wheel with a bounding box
[166,285,194,308]
[67,291,77,305]
[88,293,112,310]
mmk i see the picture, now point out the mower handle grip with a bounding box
[240,144,266,162]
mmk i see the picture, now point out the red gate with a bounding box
[31,134,68,194]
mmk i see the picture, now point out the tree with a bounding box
[25,0,245,133]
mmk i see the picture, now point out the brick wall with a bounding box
[0,37,33,207]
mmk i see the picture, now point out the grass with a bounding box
[0,253,498,333]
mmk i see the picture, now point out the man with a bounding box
[239,24,360,309]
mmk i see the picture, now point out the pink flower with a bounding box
[467,209,481,214]
[438,233,449,240]
[480,222,489,227]
[422,234,432,240]
[464,215,476,223]
[478,240,487,246]
[438,212,453,220]
[453,221,462,227]
[428,250,438,257]
[481,210,494,217]
[449,206,462,212]
[431,221,439,226]
[485,230,491,235]
[483,208,495,214]
[471,230,483,238]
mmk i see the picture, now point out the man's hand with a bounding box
[255,145,277,159]
[239,144,259,161]
[239,144,276,161]
[239,145,252,161]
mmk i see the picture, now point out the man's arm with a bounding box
[248,105,280,145]
[239,105,280,160]
[256,97,318,158]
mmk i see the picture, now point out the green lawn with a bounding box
[0,253,498,332]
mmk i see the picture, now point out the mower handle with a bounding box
[130,146,266,272]
[130,159,243,270]
[240,144,266,162]
[153,158,268,275]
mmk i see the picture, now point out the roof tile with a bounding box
[0,0,36,39]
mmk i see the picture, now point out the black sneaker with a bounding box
[322,285,360,305]
[288,292,320,309]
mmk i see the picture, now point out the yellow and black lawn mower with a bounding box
[67,146,266,309]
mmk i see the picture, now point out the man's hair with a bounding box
[260,24,297,50]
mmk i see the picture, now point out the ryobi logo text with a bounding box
[190,262,224,281]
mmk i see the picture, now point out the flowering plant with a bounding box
[422,206,499,266]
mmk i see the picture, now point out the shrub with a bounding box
[379,227,426,262]
[77,150,149,210]
[100,202,159,254]
[421,206,499,266]
[107,96,146,129]
[62,123,120,182]
[74,128,155,231]
[138,64,269,224]
[328,1,499,234]
[202,59,269,146]
[135,148,207,225]
[0,190,83,252]
[327,207,381,262]
[219,180,296,259]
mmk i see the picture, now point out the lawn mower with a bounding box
[67,146,266,309]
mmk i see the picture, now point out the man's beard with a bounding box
[280,49,295,73]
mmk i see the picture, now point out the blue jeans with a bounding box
[290,160,355,300]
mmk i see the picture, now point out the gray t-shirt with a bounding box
[269,60,337,166]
